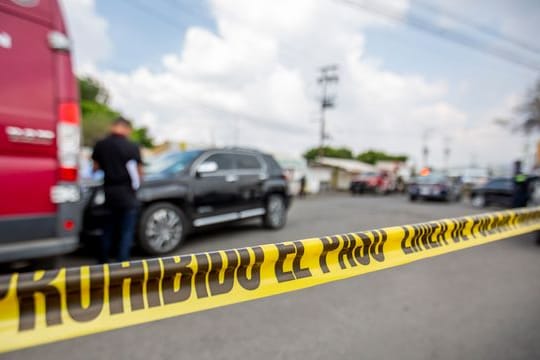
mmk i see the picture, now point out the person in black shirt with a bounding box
[92,117,143,263]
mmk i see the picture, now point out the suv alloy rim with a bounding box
[268,195,285,227]
[472,195,485,208]
[145,208,183,252]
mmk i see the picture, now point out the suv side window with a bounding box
[486,180,502,189]
[235,154,262,171]
[502,179,514,190]
[204,153,234,171]
[487,179,512,190]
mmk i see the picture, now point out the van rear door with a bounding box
[0,6,57,221]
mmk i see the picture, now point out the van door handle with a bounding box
[225,174,239,183]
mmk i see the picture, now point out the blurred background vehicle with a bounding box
[469,176,540,209]
[81,148,291,256]
[528,171,540,207]
[408,173,462,202]
[448,167,490,200]
[470,177,514,208]
[0,0,81,267]
[349,171,392,194]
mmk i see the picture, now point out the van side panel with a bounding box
[0,0,52,25]
[51,1,78,103]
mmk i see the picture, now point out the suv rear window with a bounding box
[235,154,261,170]
[487,179,512,190]
[262,154,283,176]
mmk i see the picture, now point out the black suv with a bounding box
[81,148,292,255]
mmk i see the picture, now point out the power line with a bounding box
[101,0,540,147]
[117,0,540,74]
[333,0,540,73]
[114,0,315,135]
[119,0,189,32]
[163,0,317,68]
[121,0,324,82]
[116,0,326,134]
[414,0,540,58]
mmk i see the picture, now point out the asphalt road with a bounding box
[6,194,540,360]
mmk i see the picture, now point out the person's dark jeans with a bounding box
[99,207,138,263]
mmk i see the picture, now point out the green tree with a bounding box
[80,99,119,146]
[79,76,110,104]
[303,146,354,161]
[356,150,408,165]
[78,76,155,148]
[131,127,154,148]
[516,79,540,131]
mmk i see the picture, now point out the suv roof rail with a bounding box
[221,146,261,153]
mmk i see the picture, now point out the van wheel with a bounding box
[139,202,186,255]
[263,194,287,229]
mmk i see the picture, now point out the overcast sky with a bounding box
[61,0,540,169]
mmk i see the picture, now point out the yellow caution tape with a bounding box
[1,207,539,353]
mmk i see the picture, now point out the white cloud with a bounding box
[63,0,534,169]
[60,0,112,72]
[448,93,527,169]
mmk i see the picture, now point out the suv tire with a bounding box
[471,194,486,208]
[263,194,287,229]
[139,202,186,255]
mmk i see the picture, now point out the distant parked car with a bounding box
[470,177,514,208]
[409,173,461,202]
[350,172,391,194]
[81,148,292,256]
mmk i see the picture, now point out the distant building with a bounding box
[375,160,405,173]
[273,155,320,195]
[310,157,376,191]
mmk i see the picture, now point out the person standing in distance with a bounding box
[92,117,143,263]
[512,160,529,208]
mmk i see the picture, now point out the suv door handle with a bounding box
[225,174,239,183]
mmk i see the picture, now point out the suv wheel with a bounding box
[139,202,186,255]
[263,194,287,229]
[471,194,486,208]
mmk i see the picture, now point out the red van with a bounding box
[0,0,81,265]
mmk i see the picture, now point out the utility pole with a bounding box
[422,128,433,168]
[443,136,451,172]
[317,65,339,158]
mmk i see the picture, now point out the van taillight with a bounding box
[58,102,80,182]
[59,168,77,182]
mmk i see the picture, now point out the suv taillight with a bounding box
[57,102,80,182]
